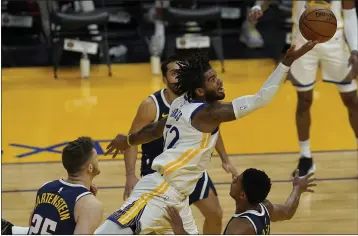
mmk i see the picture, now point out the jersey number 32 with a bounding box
[28,214,57,234]
[164,125,180,149]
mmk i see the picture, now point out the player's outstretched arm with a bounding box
[192,41,317,133]
[123,98,157,199]
[263,170,316,222]
[74,194,103,234]
[105,117,167,158]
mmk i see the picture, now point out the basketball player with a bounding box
[2,137,103,235]
[250,0,358,176]
[166,168,316,235]
[97,43,316,234]
[122,55,237,234]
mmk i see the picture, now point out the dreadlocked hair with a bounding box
[174,51,211,99]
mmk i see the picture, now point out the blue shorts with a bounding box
[189,171,217,205]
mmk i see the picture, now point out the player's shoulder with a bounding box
[76,192,98,204]
[138,96,157,113]
[75,194,103,214]
[226,217,256,235]
[262,199,273,215]
[74,193,103,221]
[38,180,60,191]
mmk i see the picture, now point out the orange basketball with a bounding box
[299,7,337,43]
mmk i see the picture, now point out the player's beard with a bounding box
[167,82,182,96]
[205,90,225,102]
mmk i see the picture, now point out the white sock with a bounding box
[12,226,29,234]
[299,140,312,158]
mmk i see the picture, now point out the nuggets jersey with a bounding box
[141,89,170,176]
[292,0,344,28]
[151,94,219,196]
[28,180,92,235]
[224,203,271,235]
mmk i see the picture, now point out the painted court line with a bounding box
[2,176,357,194]
[2,149,357,166]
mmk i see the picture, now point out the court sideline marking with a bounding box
[2,176,357,194]
[2,149,357,166]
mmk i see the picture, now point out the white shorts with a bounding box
[290,27,357,93]
[107,172,198,235]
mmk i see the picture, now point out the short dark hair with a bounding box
[174,51,211,99]
[242,168,272,205]
[62,137,94,174]
[161,55,185,77]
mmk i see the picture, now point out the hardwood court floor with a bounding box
[2,60,358,234]
[2,152,357,234]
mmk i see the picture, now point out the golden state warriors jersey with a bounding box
[292,0,344,28]
[151,94,219,196]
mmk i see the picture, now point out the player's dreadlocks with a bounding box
[174,51,212,99]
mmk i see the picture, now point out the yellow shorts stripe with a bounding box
[162,133,211,176]
[118,181,169,225]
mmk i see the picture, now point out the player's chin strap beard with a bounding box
[167,82,182,96]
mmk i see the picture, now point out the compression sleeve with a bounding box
[232,63,289,119]
[343,8,358,52]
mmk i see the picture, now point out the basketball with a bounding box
[299,7,337,43]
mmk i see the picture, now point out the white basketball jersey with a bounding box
[292,0,344,28]
[151,94,219,196]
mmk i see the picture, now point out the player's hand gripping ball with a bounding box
[299,7,337,43]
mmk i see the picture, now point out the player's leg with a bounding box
[319,29,358,146]
[289,31,319,176]
[189,171,223,234]
[2,219,13,235]
[102,172,190,235]
[339,91,358,142]
[94,220,134,234]
[1,219,29,235]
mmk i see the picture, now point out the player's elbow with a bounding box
[284,210,295,221]
[254,88,278,109]
[255,95,273,109]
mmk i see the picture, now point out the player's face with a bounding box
[202,69,225,102]
[87,148,100,177]
[230,174,240,198]
[163,61,180,95]
[230,174,246,201]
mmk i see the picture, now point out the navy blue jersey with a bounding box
[28,180,92,235]
[140,89,170,176]
[224,203,271,235]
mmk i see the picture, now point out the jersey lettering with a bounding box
[261,223,270,235]
[28,214,57,235]
[170,108,182,121]
[34,193,70,220]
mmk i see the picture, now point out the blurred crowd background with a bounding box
[2,0,358,68]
